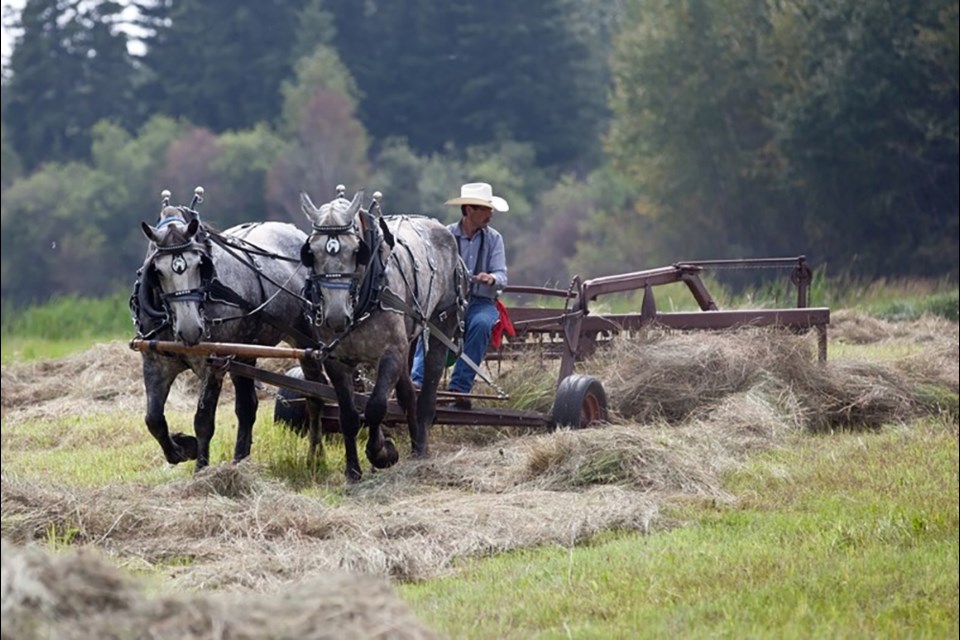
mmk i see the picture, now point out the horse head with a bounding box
[300,189,376,333]
[140,205,212,345]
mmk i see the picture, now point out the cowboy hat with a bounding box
[444,182,509,212]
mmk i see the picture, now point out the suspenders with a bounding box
[456,229,486,289]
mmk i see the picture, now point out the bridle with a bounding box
[301,214,377,330]
[134,215,215,339]
[151,228,213,306]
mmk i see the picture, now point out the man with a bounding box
[411,182,509,408]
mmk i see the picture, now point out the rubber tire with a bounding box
[273,366,308,436]
[552,374,608,430]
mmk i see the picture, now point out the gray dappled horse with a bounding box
[133,195,323,471]
[300,190,467,482]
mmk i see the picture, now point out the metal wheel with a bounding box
[273,366,307,435]
[551,374,608,429]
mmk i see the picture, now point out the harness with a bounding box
[130,211,313,346]
[301,209,477,376]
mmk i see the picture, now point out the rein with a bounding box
[199,228,316,346]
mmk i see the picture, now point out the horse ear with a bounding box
[330,190,364,228]
[300,241,314,268]
[300,192,321,226]
[348,190,364,218]
[379,217,395,248]
[141,221,159,243]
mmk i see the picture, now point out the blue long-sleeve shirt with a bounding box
[448,222,508,299]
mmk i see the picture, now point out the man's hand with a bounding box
[473,273,496,286]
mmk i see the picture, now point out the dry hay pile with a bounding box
[587,322,958,430]
[0,539,439,640]
[0,341,300,426]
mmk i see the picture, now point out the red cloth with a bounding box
[490,298,516,349]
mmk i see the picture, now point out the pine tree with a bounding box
[5,0,139,170]
[137,0,310,132]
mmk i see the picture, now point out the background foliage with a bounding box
[1,0,957,308]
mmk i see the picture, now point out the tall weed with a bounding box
[1,292,133,340]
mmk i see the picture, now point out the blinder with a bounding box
[300,240,314,268]
[130,263,167,337]
[357,239,371,266]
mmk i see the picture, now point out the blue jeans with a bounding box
[411,296,499,393]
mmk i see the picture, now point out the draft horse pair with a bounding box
[132,188,465,482]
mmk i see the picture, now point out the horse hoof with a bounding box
[411,446,429,459]
[369,438,399,469]
[170,432,199,462]
[346,468,363,484]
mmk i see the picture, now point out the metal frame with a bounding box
[497,256,829,388]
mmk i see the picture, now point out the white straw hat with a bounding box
[444,182,509,212]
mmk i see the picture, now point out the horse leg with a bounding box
[326,361,363,482]
[300,357,327,462]
[395,370,419,455]
[231,368,258,463]
[193,374,223,471]
[142,355,196,464]
[413,333,449,458]
[365,347,402,469]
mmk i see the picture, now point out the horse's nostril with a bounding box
[177,326,203,346]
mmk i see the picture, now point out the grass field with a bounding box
[401,420,958,639]
[1,286,958,638]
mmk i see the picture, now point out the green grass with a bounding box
[818,275,958,322]
[2,291,133,363]
[2,410,195,486]
[2,292,133,338]
[1,336,121,364]
[0,406,347,489]
[400,421,959,639]
[2,285,957,637]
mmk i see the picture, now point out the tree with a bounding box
[368,138,428,214]
[326,0,610,171]
[5,0,140,170]
[211,125,286,227]
[772,0,959,278]
[266,89,370,223]
[1,121,23,189]
[265,44,370,223]
[1,162,116,303]
[137,0,311,134]
[156,128,222,215]
[608,0,792,269]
